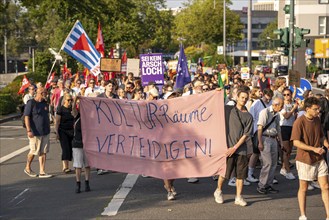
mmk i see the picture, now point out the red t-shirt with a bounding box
[291,115,324,165]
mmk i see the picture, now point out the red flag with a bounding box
[63,64,72,81]
[45,72,56,89]
[18,75,31,94]
[95,22,105,58]
[121,51,127,64]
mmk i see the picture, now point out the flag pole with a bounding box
[46,20,80,82]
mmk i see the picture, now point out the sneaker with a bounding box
[141,174,149,178]
[187,178,199,183]
[39,173,53,178]
[228,177,236,187]
[246,175,259,183]
[307,184,314,191]
[244,179,251,186]
[212,175,219,181]
[234,196,247,207]
[214,189,224,204]
[310,181,320,189]
[273,178,278,184]
[266,186,279,194]
[171,187,177,196]
[97,169,109,175]
[257,187,267,194]
[167,192,175,201]
[285,172,296,180]
[24,169,37,178]
[299,215,307,220]
[280,168,287,176]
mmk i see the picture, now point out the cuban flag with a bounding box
[61,20,101,76]
[174,44,191,89]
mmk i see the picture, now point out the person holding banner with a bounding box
[214,87,253,206]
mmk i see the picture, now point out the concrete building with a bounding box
[234,10,278,51]
[254,0,279,11]
[277,0,329,74]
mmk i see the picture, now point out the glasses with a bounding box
[66,99,73,101]
[283,94,290,96]
[202,88,209,91]
[89,82,95,84]
[76,82,81,84]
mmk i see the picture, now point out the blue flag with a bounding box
[174,44,191,89]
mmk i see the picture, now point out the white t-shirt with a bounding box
[279,102,296,126]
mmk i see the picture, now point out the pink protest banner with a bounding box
[79,90,227,179]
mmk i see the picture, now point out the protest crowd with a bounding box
[17,20,329,220]
[20,65,329,220]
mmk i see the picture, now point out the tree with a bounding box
[173,0,243,46]
[258,20,278,49]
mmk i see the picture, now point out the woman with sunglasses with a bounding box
[279,88,298,180]
[55,93,75,173]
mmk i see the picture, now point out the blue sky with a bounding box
[165,0,249,10]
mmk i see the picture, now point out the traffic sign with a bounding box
[289,78,312,100]
[306,48,312,55]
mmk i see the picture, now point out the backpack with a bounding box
[22,99,36,128]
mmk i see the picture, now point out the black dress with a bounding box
[57,105,74,161]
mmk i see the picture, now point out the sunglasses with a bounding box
[283,94,290,96]
[89,82,95,84]
[203,88,209,91]
[66,99,73,101]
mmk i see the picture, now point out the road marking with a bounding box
[0,126,22,129]
[0,145,30,164]
[0,137,28,140]
[10,189,29,203]
[101,174,139,216]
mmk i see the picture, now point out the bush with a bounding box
[0,72,48,115]
[0,94,17,115]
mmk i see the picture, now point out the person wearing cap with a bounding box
[79,84,86,96]
[257,71,271,93]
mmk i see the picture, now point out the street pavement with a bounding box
[0,118,327,220]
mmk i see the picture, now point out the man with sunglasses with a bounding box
[85,79,100,97]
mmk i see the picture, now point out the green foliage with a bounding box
[174,0,243,46]
[258,20,278,49]
[0,94,17,115]
[0,73,48,114]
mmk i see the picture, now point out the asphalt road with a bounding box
[0,116,327,219]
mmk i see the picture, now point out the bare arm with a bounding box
[55,114,61,139]
[226,134,248,157]
[25,116,34,138]
[293,140,326,155]
[257,125,264,151]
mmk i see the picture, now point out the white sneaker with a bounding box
[244,179,251,186]
[285,172,296,180]
[228,177,236,187]
[273,178,278,184]
[280,168,287,176]
[299,215,307,220]
[234,196,247,207]
[246,175,259,183]
[187,178,199,183]
[141,174,149,178]
[167,192,175,201]
[310,181,320,189]
[307,184,314,191]
[214,189,223,204]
